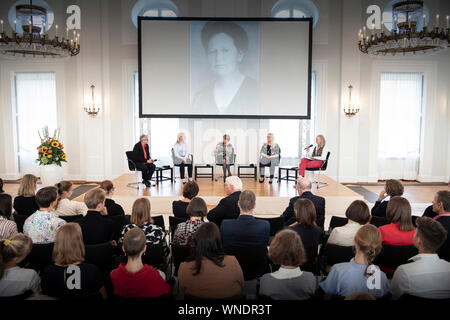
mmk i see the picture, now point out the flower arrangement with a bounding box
[36,127,67,166]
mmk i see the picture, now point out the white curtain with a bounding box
[15,73,57,176]
[378,72,423,180]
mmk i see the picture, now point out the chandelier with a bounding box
[0,0,80,58]
[358,0,449,56]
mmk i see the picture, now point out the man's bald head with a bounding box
[296,177,312,192]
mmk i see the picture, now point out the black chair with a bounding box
[215,153,237,182]
[171,243,192,276]
[328,216,348,231]
[171,148,193,182]
[84,242,115,272]
[225,245,269,281]
[60,214,83,223]
[21,242,54,274]
[169,216,189,240]
[125,151,142,189]
[321,244,354,271]
[374,244,418,277]
[412,215,419,227]
[370,216,390,228]
[124,215,131,224]
[152,215,165,231]
[142,243,167,272]
[255,216,284,238]
[12,213,28,233]
[305,152,331,189]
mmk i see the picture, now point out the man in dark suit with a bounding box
[207,176,242,227]
[433,190,450,262]
[76,188,115,245]
[281,177,325,229]
[132,134,156,187]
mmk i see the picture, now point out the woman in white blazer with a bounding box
[299,135,329,177]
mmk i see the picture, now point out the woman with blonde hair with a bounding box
[54,181,88,217]
[119,198,169,258]
[299,134,329,178]
[172,132,193,184]
[0,234,40,297]
[259,133,281,184]
[13,174,39,216]
[41,223,106,299]
[320,224,390,298]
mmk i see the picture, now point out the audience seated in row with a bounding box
[391,217,450,299]
[327,200,370,246]
[99,180,125,217]
[432,190,450,261]
[0,194,18,240]
[207,176,242,227]
[172,181,199,219]
[379,196,415,246]
[54,181,88,217]
[23,187,66,244]
[422,180,449,218]
[371,179,404,218]
[281,177,325,229]
[110,228,171,298]
[178,222,244,299]
[0,234,40,297]
[172,197,206,246]
[13,174,39,217]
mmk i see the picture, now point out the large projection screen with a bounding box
[138,17,312,119]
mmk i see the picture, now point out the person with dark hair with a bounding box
[0,178,4,193]
[173,197,206,246]
[0,194,18,240]
[99,180,125,217]
[111,228,171,298]
[379,196,415,246]
[432,190,450,261]
[328,200,370,246]
[371,179,404,218]
[320,225,390,298]
[177,222,244,299]
[192,21,258,115]
[258,230,317,300]
[13,174,39,217]
[172,181,199,219]
[0,234,40,297]
[23,187,66,244]
[391,217,450,299]
[422,181,450,218]
[54,181,88,216]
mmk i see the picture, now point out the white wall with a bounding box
[0,0,448,183]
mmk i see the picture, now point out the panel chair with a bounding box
[171,148,193,182]
[305,152,331,189]
[214,149,236,182]
[125,151,143,189]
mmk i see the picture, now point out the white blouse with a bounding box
[55,198,88,216]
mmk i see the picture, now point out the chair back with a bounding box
[12,213,28,233]
[225,245,269,281]
[255,217,284,237]
[374,244,418,271]
[369,216,390,228]
[169,216,189,240]
[84,242,115,272]
[0,290,33,301]
[322,244,354,268]
[171,243,192,276]
[152,215,165,231]
[328,216,348,231]
[21,242,54,273]
[60,214,83,223]
[142,243,167,272]
[321,152,331,170]
[125,151,137,171]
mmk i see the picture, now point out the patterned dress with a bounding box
[23,210,66,244]
[120,222,169,257]
[172,220,204,246]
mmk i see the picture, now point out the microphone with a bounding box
[304,144,313,150]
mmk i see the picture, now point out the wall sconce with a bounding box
[83,85,100,116]
[343,85,360,116]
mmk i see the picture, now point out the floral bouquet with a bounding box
[36,127,67,166]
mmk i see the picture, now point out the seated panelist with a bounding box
[259,133,280,184]
[215,134,234,182]
[172,132,193,184]
[132,134,156,187]
[299,134,329,177]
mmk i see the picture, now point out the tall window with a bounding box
[378,72,424,180]
[131,0,178,28]
[271,0,319,28]
[14,72,57,175]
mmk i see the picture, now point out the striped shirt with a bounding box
[0,216,18,240]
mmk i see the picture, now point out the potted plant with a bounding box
[36,127,67,186]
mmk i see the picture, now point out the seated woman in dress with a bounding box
[0,234,40,297]
[371,179,404,218]
[215,134,234,182]
[173,132,193,184]
[172,181,199,219]
[41,223,106,299]
[178,222,244,299]
[327,200,371,246]
[320,224,391,299]
[299,135,329,178]
[259,133,280,184]
[258,229,317,300]
[54,181,88,217]
[0,194,18,240]
[173,197,206,246]
[99,180,125,217]
[13,174,39,216]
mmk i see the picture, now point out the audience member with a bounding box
[13,174,39,216]
[173,197,206,246]
[54,181,88,216]
[120,198,169,257]
[178,222,244,299]
[207,176,242,227]
[23,187,65,244]
[0,234,40,297]
[41,223,106,299]
[258,230,317,300]
[328,200,370,246]
[391,217,450,299]
[320,225,390,298]
[99,180,125,217]
[422,180,449,218]
[172,181,199,219]
[76,188,114,245]
[371,179,404,218]
[379,196,415,246]
[0,194,18,239]
[281,177,325,229]
[111,228,171,298]
[287,198,322,263]
[432,190,450,261]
